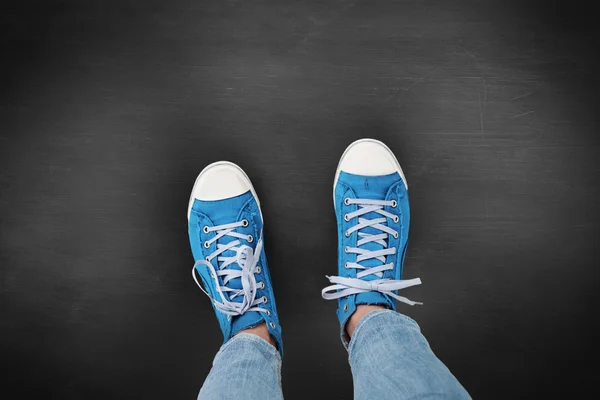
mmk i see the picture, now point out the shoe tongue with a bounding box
[231,310,264,336]
[195,191,265,331]
[205,191,252,292]
[339,172,401,280]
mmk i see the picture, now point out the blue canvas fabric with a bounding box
[188,190,283,357]
[333,171,411,336]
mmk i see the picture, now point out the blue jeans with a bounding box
[199,310,470,399]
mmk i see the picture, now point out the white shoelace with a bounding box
[322,198,422,306]
[192,221,268,317]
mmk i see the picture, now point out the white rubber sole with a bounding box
[333,138,408,207]
[187,161,263,221]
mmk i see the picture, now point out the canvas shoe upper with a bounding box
[188,161,283,357]
[322,139,422,343]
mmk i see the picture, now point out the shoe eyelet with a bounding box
[344,262,349,269]
[255,266,261,274]
[393,232,399,239]
[269,321,276,329]
[391,200,397,208]
[393,215,399,223]
[345,230,350,237]
[262,296,268,304]
[344,197,351,206]
[241,219,249,227]
[203,226,210,234]
[343,304,348,312]
[205,256,211,261]
[344,246,350,253]
[266,310,271,316]
[258,281,265,289]
[203,241,210,248]
[344,214,350,222]
[247,235,254,243]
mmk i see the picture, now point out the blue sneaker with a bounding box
[187,161,283,356]
[322,139,422,335]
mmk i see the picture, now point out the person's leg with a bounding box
[199,328,283,400]
[187,162,284,399]
[348,307,469,399]
[322,139,470,399]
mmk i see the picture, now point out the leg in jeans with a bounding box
[199,333,283,400]
[349,309,470,400]
[187,162,284,399]
[323,139,470,399]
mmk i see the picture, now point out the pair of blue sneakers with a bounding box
[188,139,422,357]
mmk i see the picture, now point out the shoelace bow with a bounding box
[322,198,422,306]
[192,220,268,316]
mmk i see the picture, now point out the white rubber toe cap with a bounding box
[187,161,258,219]
[334,138,407,190]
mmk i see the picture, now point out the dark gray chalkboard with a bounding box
[1,0,598,398]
